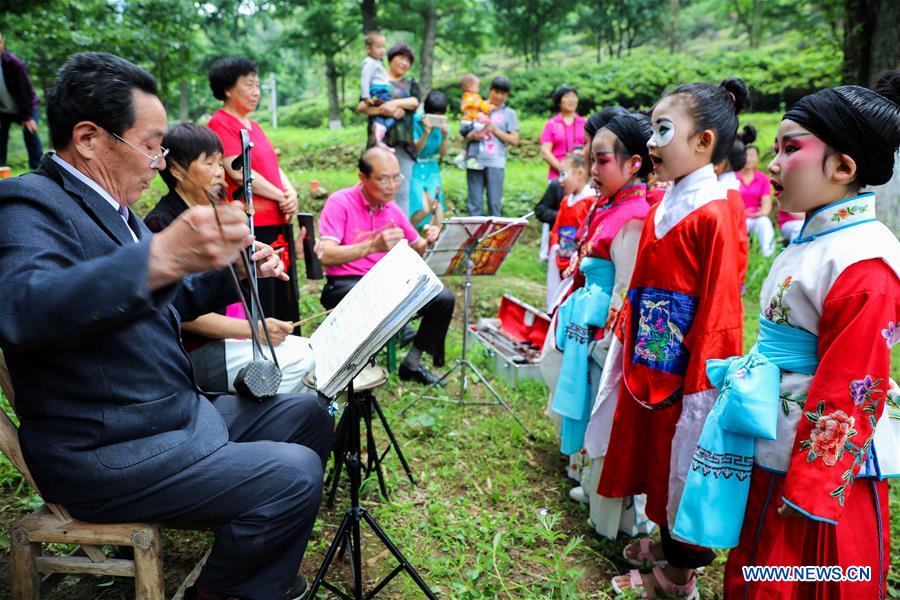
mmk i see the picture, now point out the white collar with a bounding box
[654,164,726,238]
[51,154,138,241]
[794,192,878,244]
[567,183,594,206]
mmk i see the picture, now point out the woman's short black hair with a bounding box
[159,123,224,191]
[663,77,750,164]
[490,76,511,93]
[552,85,577,110]
[208,56,257,101]
[46,52,157,150]
[387,43,415,65]
[424,90,448,114]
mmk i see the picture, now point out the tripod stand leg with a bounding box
[363,395,389,500]
[466,361,535,439]
[398,359,462,416]
[361,510,437,599]
[327,411,350,509]
[372,397,416,486]
[308,508,356,598]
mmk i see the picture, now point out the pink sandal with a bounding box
[651,565,698,599]
[610,565,698,599]
[611,569,651,598]
[623,537,666,567]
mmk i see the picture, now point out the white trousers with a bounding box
[224,335,315,394]
[746,216,775,257]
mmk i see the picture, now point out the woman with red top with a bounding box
[540,86,586,180]
[739,144,775,257]
[207,56,301,324]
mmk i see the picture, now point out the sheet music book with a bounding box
[423,216,527,276]
[309,240,443,398]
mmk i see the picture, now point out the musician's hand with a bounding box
[372,227,405,253]
[149,203,250,287]
[260,318,292,346]
[21,119,38,134]
[251,241,289,281]
[279,186,298,220]
[422,224,440,245]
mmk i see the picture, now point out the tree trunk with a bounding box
[361,0,378,33]
[418,6,438,98]
[179,80,189,122]
[841,0,873,84]
[749,0,763,48]
[868,0,899,86]
[668,0,679,53]
[324,54,342,130]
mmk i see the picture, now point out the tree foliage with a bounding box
[490,0,577,66]
[577,0,662,61]
[0,0,868,127]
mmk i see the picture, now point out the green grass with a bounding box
[0,118,897,598]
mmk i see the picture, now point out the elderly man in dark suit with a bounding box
[0,52,331,600]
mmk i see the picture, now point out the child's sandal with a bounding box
[650,565,699,599]
[610,569,651,598]
[623,537,666,568]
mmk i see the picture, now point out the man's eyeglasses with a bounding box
[108,130,169,169]
[373,174,405,187]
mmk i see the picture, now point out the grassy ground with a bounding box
[0,119,897,598]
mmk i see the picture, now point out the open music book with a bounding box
[309,240,443,398]
[423,216,527,276]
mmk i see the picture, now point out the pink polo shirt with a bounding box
[738,169,771,213]
[539,113,586,180]
[318,184,420,277]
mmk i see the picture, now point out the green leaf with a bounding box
[816,400,825,415]
[804,411,820,424]
[807,449,817,463]
[829,484,846,497]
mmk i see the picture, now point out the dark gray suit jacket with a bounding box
[0,154,237,505]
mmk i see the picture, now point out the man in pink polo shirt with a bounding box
[318,147,455,385]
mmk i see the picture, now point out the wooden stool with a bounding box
[0,353,206,599]
[11,508,164,599]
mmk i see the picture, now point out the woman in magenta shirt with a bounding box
[539,86,585,180]
[738,145,775,257]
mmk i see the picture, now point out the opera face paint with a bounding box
[768,120,833,213]
[591,128,632,197]
[647,95,701,182]
[649,118,675,148]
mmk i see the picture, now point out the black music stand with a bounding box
[399,216,535,439]
[326,379,416,507]
[309,378,436,599]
